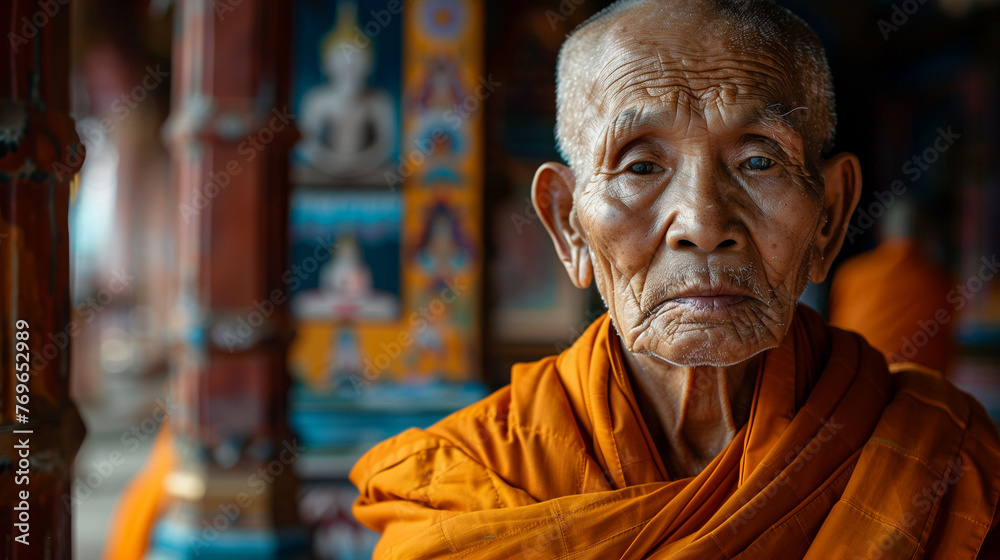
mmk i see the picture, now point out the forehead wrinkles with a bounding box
[588,36,800,139]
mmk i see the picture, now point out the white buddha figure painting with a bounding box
[296,2,397,182]
[325,325,364,391]
[292,235,398,321]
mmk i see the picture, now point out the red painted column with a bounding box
[147,0,310,556]
[0,0,87,558]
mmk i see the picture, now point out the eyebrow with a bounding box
[758,103,808,138]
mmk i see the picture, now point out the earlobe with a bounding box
[572,243,593,289]
[532,162,592,289]
[811,152,862,283]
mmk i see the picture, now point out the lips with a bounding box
[650,282,754,316]
[672,295,748,309]
[671,281,752,299]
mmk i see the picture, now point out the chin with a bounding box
[629,312,783,367]
[645,343,772,368]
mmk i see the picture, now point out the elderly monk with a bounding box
[351,0,1000,558]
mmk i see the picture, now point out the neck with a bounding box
[620,340,760,479]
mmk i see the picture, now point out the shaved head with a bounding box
[555,0,836,175]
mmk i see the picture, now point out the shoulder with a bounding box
[350,352,599,505]
[349,384,513,488]
[348,385,524,524]
[888,362,1000,455]
[885,363,1000,540]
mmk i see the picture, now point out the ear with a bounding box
[810,152,862,283]
[532,162,592,289]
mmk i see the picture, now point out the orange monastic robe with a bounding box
[103,426,175,560]
[351,306,1000,559]
[829,239,956,374]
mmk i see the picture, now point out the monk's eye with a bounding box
[628,161,662,175]
[741,156,775,171]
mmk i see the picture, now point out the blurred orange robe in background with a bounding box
[352,307,1000,559]
[829,239,955,374]
[103,426,175,560]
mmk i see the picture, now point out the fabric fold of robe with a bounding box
[351,306,1000,559]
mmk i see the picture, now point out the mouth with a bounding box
[672,295,748,309]
[650,283,755,318]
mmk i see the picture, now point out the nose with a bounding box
[664,161,746,253]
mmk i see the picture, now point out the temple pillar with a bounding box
[145,0,309,557]
[0,0,87,558]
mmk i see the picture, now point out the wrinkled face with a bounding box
[575,24,826,367]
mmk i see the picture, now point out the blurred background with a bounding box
[1,0,998,558]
